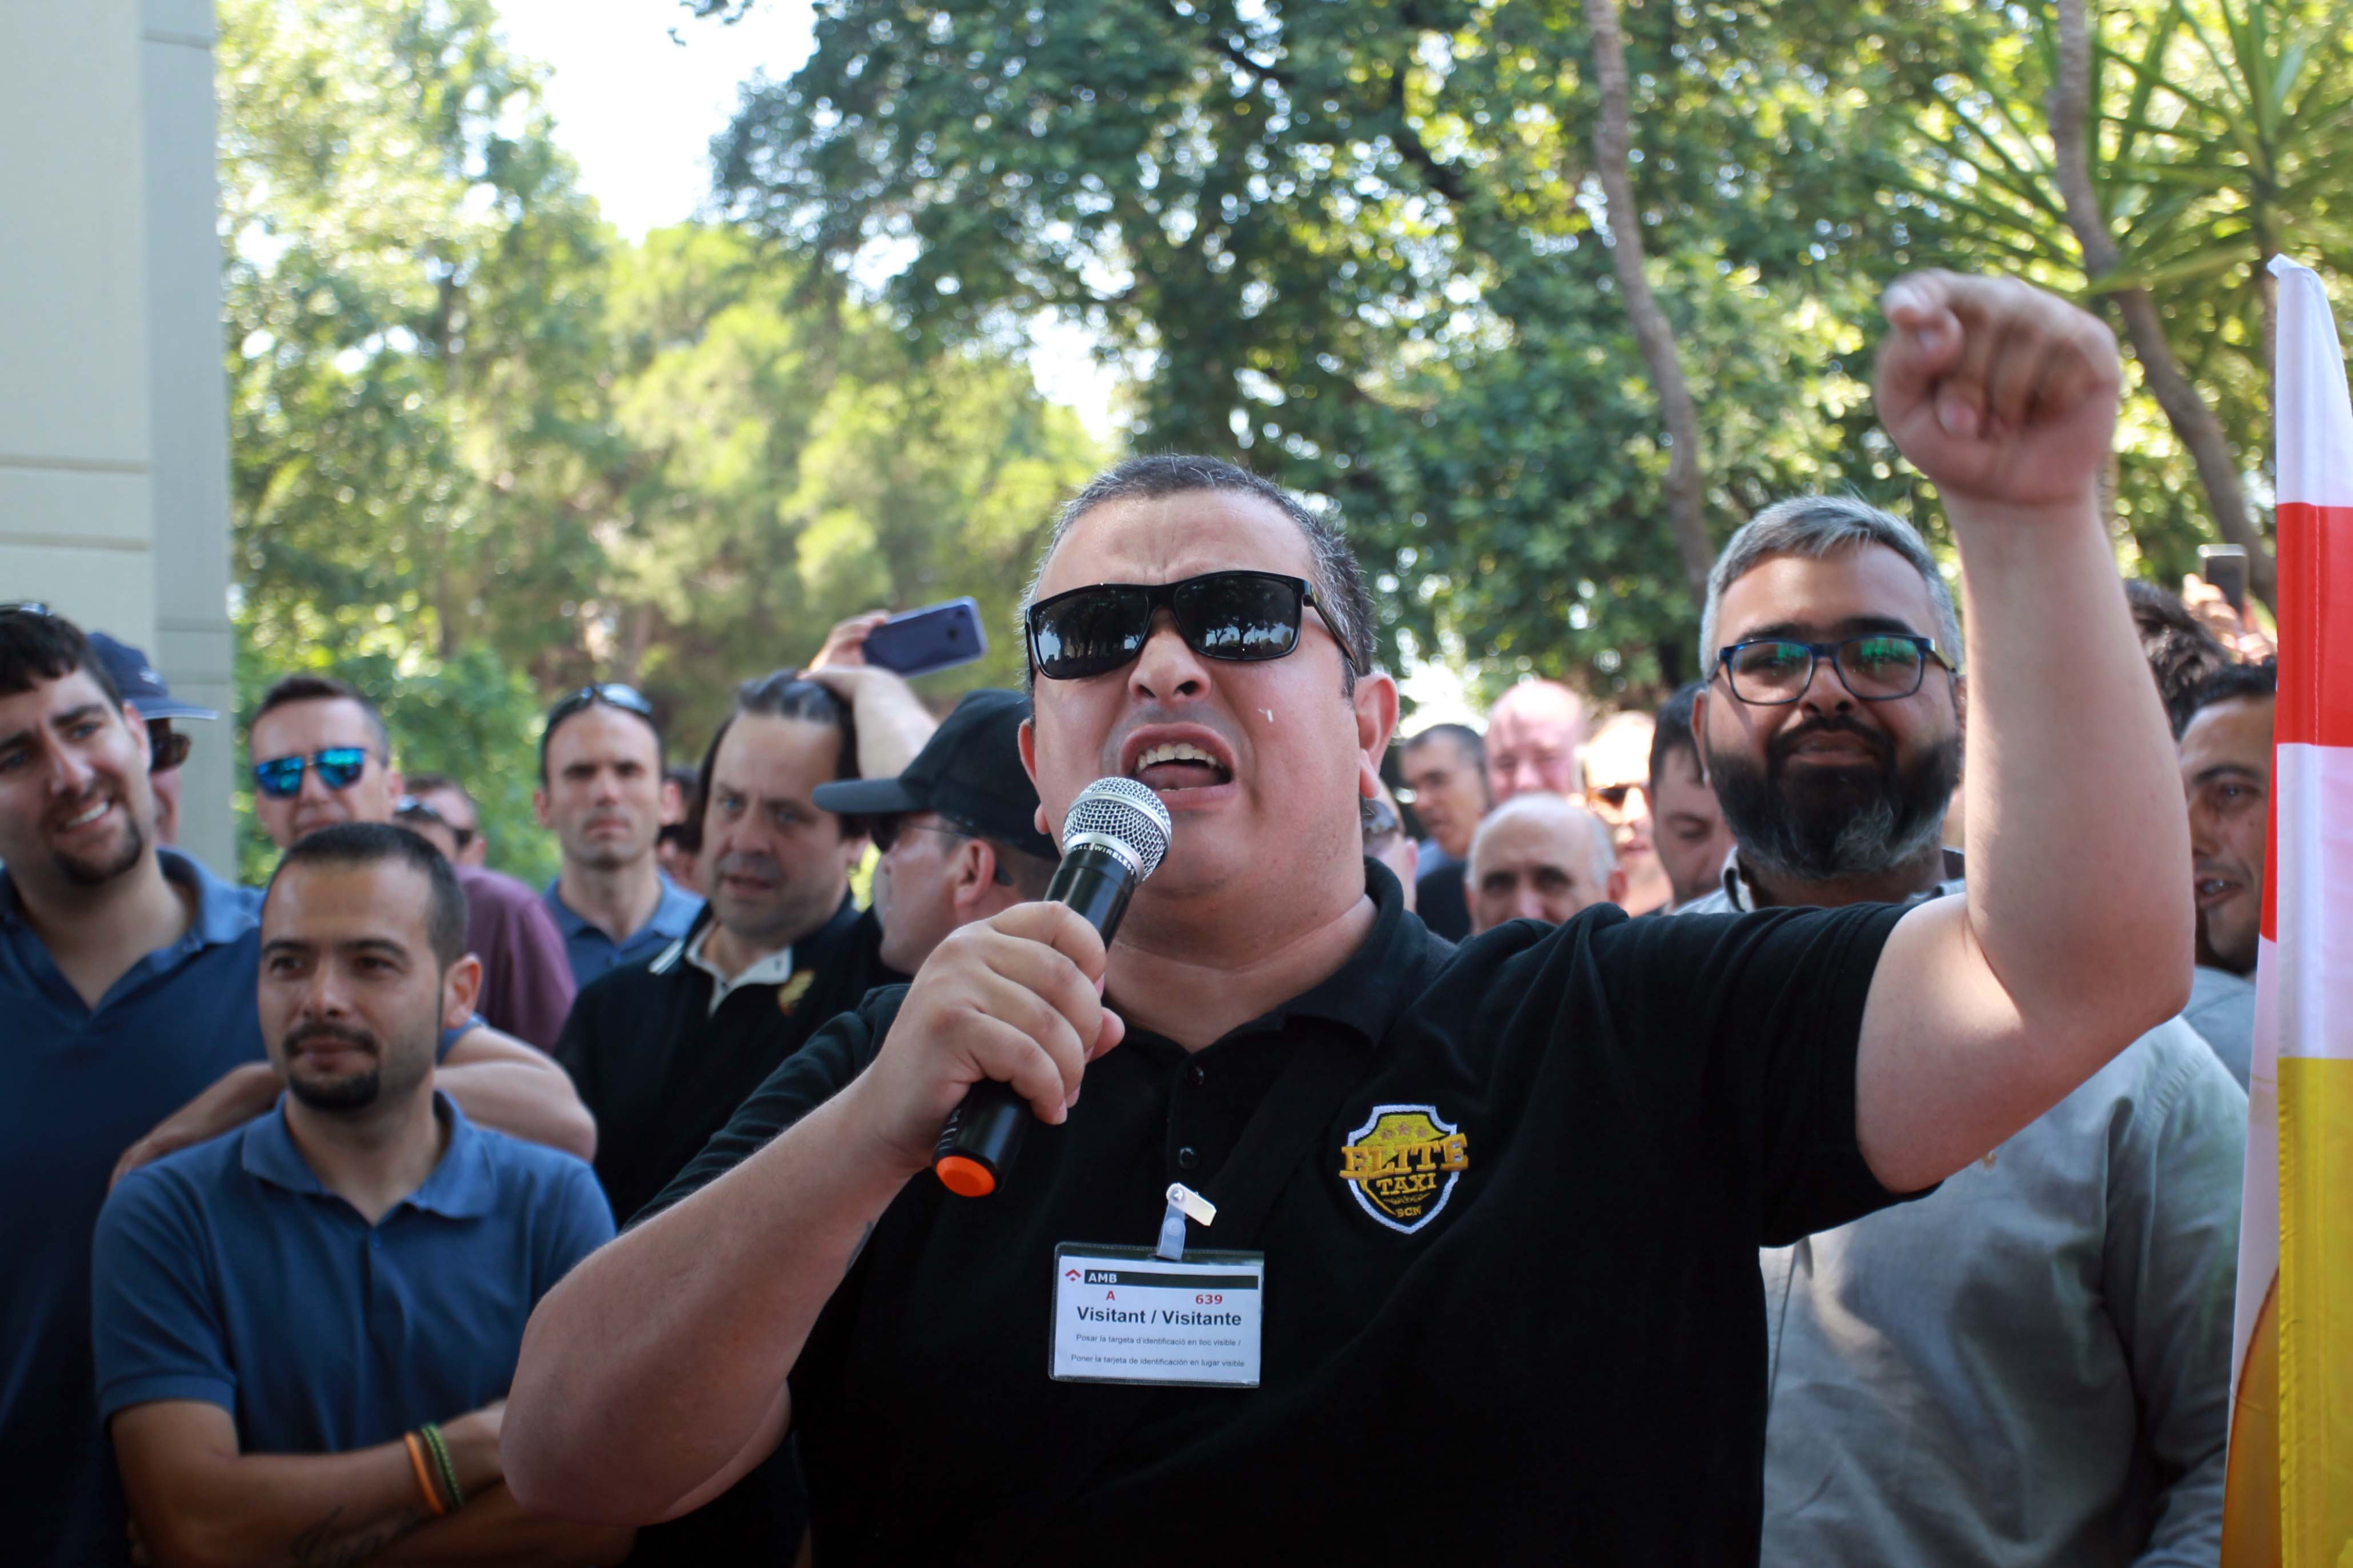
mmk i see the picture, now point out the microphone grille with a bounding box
[1061,777,1174,880]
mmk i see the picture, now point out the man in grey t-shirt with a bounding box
[1683,497,2242,1566]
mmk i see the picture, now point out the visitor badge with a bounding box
[1049,1243,1264,1387]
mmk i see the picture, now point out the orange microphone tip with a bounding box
[935,1155,997,1199]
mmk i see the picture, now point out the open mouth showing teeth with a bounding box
[2195,878,2241,904]
[58,800,110,831]
[1131,742,1232,791]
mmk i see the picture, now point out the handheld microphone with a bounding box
[932,776,1174,1197]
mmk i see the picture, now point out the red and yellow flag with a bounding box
[2221,255,2353,1567]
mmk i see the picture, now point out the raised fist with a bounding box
[1875,271,2121,511]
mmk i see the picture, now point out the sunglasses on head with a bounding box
[253,747,370,799]
[395,795,477,851]
[1026,571,1357,683]
[545,682,655,729]
[1,601,57,619]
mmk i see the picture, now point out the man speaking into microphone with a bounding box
[505,273,2192,1563]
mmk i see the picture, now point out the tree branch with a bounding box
[2052,0,2275,609]
[1583,0,1712,596]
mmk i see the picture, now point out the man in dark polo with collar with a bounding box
[509,275,2197,1562]
[552,668,928,1566]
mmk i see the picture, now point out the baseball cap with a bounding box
[86,632,220,722]
[814,689,1057,860]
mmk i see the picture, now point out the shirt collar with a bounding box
[1179,857,1443,1049]
[670,890,862,1014]
[242,1091,497,1220]
[1714,845,1967,914]
[0,847,256,949]
[544,872,702,943]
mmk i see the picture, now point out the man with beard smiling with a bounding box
[507,275,2203,1562]
[92,823,626,1567]
[1683,496,2244,1565]
[2175,662,2276,1088]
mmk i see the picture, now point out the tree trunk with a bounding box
[1582,0,1712,598]
[2051,0,2277,610]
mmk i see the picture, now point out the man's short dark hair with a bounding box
[400,772,471,810]
[251,673,391,757]
[2179,660,2278,735]
[264,822,468,971]
[0,607,122,706]
[684,672,861,850]
[1018,455,1377,697]
[1401,722,1484,772]
[2125,582,2233,736]
[1649,680,1707,789]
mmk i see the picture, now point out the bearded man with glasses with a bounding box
[1678,495,2242,1564]
[510,275,2204,1563]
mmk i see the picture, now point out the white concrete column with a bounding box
[0,2,156,640]
[142,0,236,875]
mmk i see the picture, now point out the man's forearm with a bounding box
[371,1483,635,1566]
[439,1039,597,1160]
[114,1064,281,1186]
[130,1439,428,1568]
[504,1087,910,1524]
[1948,495,2194,1069]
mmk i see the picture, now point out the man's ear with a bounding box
[1605,867,1629,908]
[951,839,998,916]
[532,787,552,829]
[1688,687,1712,785]
[383,765,405,806]
[1354,672,1401,802]
[1018,718,1055,842]
[440,953,483,1030]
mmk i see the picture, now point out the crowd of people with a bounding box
[0,269,2281,1564]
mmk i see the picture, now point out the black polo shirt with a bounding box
[645,862,1914,1564]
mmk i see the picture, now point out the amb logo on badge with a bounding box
[1337,1105,1468,1233]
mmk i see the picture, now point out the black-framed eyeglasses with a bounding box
[545,682,655,730]
[253,746,371,799]
[1717,635,1953,706]
[1026,571,1357,682]
[395,795,477,851]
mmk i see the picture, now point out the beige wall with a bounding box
[1,0,235,875]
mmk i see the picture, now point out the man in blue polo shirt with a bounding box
[92,822,631,1566]
[536,685,702,987]
[0,608,595,1565]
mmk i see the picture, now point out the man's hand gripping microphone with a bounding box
[932,777,1173,1197]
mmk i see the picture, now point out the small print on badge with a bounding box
[1337,1103,1469,1235]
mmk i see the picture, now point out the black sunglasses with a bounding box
[1,602,57,618]
[1717,635,1952,706]
[146,722,192,775]
[1026,571,1356,682]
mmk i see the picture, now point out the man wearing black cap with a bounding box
[88,632,217,848]
[818,688,1060,975]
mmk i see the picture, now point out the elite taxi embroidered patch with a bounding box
[1337,1104,1469,1234]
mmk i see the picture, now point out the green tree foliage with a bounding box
[702,0,2344,703]
[706,0,1949,699]
[219,0,1101,878]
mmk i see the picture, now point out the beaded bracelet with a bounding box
[419,1422,466,1512]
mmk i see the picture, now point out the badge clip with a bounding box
[1156,1182,1217,1260]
